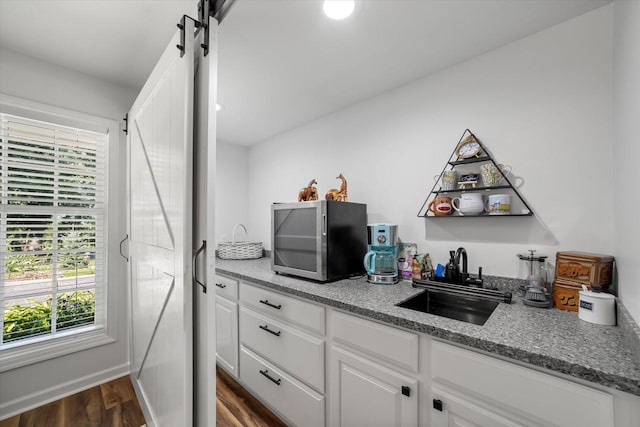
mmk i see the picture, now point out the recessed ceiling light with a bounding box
[323,0,356,20]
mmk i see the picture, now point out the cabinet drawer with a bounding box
[240,307,325,392]
[215,295,238,377]
[240,283,325,335]
[332,311,419,372]
[240,346,324,427]
[213,274,238,300]
[431,341,614,427]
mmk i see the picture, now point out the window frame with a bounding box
[0,94,120,372]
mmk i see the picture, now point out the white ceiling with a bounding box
[0,0,611,145]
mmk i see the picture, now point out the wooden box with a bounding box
[552,279,607,312]
[555,251,613,287]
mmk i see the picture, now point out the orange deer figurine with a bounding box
[298,179,318,202]
[325,173,348,202]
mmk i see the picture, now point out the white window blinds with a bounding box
[0,113,107,347]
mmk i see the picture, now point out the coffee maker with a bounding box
[363,224,399,284]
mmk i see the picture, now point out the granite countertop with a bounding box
[216,257,640,397]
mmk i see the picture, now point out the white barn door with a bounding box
[127,21,195,427]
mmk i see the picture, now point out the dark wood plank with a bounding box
[216,366,287,427]
[216,397,244,427]
[100,376,136,410]
[61,386,107,426]
[0,415,20,427]
[16,400,61,427]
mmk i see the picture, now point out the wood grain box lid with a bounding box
[555,251,614,262]
[552,279,611,312]
[555,251,614,286]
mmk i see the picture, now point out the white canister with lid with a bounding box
[578,285,616,326]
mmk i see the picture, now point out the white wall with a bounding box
[246,6,614,280]
[215,142,250,244]
[0,48,135,414]
[613,0,640,323]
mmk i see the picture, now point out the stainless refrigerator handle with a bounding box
[192,240,207,293]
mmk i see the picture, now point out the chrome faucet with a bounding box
[455,247,469,284]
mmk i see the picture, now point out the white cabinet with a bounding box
[214,274,238,377]
[329,310,420,427]
[330,346,418,427]
[239,282,326,426]
[215,295,238,376]
[430,340,615,427]
[239,306,324,392]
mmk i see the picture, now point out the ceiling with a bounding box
[0,0,611,145]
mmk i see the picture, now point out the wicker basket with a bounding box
[217,224,263,260]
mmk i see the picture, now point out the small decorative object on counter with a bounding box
[217,224,263,260]
[325,173,348,201]
[420,253,434,279]
[411,257,422,280]
[552,251,614,312]
[458,173,479,189]
[578,285,616,325]
[298,178,318,202]
[397,243,418,280]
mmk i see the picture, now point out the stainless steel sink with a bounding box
[396,280,512,326]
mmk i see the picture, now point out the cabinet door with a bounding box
[216,295,238,377]
[330,346,417,427]
[431,386,529,427]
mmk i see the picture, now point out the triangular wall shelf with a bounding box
[417,129,534,218]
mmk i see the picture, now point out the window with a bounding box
[0,95,119,371]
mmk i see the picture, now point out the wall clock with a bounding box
[456,136,482,159]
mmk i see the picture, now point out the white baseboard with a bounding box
[130,375,156,427]
[0,363,129,420]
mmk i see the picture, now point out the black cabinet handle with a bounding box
[259,299,282,310]
[433,399,443,412]
[259,369,281,385]
[215,283,226,289]
[401,386,411,397]
[259,324,281,337]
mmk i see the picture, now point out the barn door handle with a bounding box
[119,235,129,262]
[193,240,207,293]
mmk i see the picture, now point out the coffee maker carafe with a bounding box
[363,224,399,284]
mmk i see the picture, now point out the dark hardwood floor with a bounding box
[216,366,287,427]
[1,368,285,427]
[0,376,146,427]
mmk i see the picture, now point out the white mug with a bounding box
[485,194,511,215]
[451,193,484,216]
